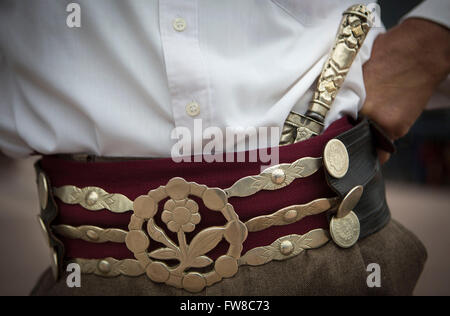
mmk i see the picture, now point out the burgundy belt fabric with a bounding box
[39,116,355,262]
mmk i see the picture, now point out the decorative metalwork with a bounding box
[53,224,127,243]
[280,4,372,145]
[37,215,58,279]
[53,173,337,289]
[337,185,363,218]
[53,185,133,213]
[225,157,322,198]
[323,139,349,179]
[245,197,339,232]
[74,257,145,277]
[280,112,324,146]
[37,173,48,210]
[63,177,337,287]
[309,5,372,121]
[330,185,363,248]
[239,229,330,266]
[330,211,360,248]
[74,228,330,279]
[126,177,248,293]
[50,152,363,288]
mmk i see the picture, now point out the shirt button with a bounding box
[173,18,187,32]
[186,101,200,117]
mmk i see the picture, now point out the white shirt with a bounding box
[0,0,447,158]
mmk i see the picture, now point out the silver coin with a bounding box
[337,185,363,218]
[324,139,349,179]
[330,211,360,248]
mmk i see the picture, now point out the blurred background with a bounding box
[0,0,449,295]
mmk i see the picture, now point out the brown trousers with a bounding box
[31,220,426,296]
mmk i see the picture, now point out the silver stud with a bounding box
[280,240,294,256]
[86,229,99,241]
[271,168,286,185]
[85,190,99,206]
[283,209,298,222]
[98,260,111,274]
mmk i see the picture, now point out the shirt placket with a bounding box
[159,0,211,143]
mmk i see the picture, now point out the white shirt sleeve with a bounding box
[402,0,450,110]
[402,0,450,29]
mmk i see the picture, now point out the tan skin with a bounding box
[360,18,450,164]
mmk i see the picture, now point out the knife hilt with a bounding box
[280,4,373,146]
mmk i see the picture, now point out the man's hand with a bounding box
[361,18,450,163]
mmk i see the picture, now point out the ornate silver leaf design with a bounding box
[188,227,225,258]
[225,157,322,198]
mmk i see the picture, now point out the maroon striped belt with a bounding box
[36,117,359,292]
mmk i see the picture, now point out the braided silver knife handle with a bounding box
[280,4,373,146]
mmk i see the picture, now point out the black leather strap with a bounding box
[325,118,391,239]
[367,117,396,154]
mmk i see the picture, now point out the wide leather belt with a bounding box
[35,116,393,293]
